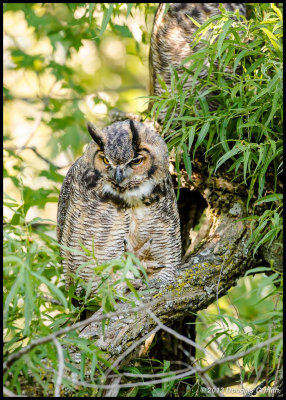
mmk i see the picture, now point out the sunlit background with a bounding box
[4,3,154,225]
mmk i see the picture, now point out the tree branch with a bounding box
[76,208,255,364]
[4,146,67,170]
[36,334,282,391]
[3,300,160,371]
[53,338,64,397]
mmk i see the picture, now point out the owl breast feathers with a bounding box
[57,119,181,294]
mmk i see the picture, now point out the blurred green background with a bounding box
[4,3,157,226]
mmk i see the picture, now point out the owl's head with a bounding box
[84,119,169,202]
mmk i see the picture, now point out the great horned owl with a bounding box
[149,3,246,117]
[57,119,181,296]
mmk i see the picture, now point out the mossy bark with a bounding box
[77,174,257,370]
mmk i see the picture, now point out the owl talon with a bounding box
[131,279,144,289]
[120,279,144,294]
[124,239,133,253]
[146,266,176,289]
[147,278,164,289]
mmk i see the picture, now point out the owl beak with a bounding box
[115,166,124,184]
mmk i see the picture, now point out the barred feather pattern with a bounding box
[149,3,246,118]
[57,120,181,295]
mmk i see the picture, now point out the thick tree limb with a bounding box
[78,211,255,364]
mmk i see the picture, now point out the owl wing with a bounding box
[57,157,82,244]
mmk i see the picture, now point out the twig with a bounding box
[145,308,224,396]
[45,365,197,390]
[244,380,267,397]
[272,351,283,398]
[103,377,121,398]
[37,295,62,306]
[145,308,216,361]
[22,111,43,148]
[44,333,282,391]
[177,343,224,398]
[104,305,221,395]
[4,146,65,170]
[111,365,192,379]
[3,299,161,371]
[200,333,282,374]
[3,387,27,397]
[237,360,245,392]
[104,326,161,377]
[53,338,64,397]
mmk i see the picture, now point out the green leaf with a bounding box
[113,24,133,38]
[217,19,233,59]
[245,266,272,276]
[189,13,223,38]
[162,3,170,17]
[24,268,34,335]
[88,3,95,24]
[243,148,250,183]
[215,146,241,172]
[262,88,280,132]
[193,122,210,156]
[261,27,282,51]
[233,49,255,73]
[4,268,24,326]
[252,311,282,325]
[253,349,263,374]
[222,46,235,71]
[182,143,192,180]
[255,193,282,205]
[99,3,114,37]
[271,3,282,19]
[188,125,196,151]
[30,271,68,308]
[187,15,201,28]
[253,229,279,254]
[126,3,133,18]
[220,119,230,153]
[157,74,168,92]
[245,57,264,75]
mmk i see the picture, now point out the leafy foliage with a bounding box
[149,3,283,251]
[3,190,147,396]
[197,267,283,386]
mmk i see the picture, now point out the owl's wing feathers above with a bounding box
[57,157,83,244]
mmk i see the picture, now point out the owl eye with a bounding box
[131,157,144,166]
[102,156,110,165]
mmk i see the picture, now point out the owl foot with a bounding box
[147,266,176,289]
[124,238,153,259]
[136,239,153,259]
[130,278,145,289]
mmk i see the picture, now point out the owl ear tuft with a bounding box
[87,122,104,149]
[129,119,141,151]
